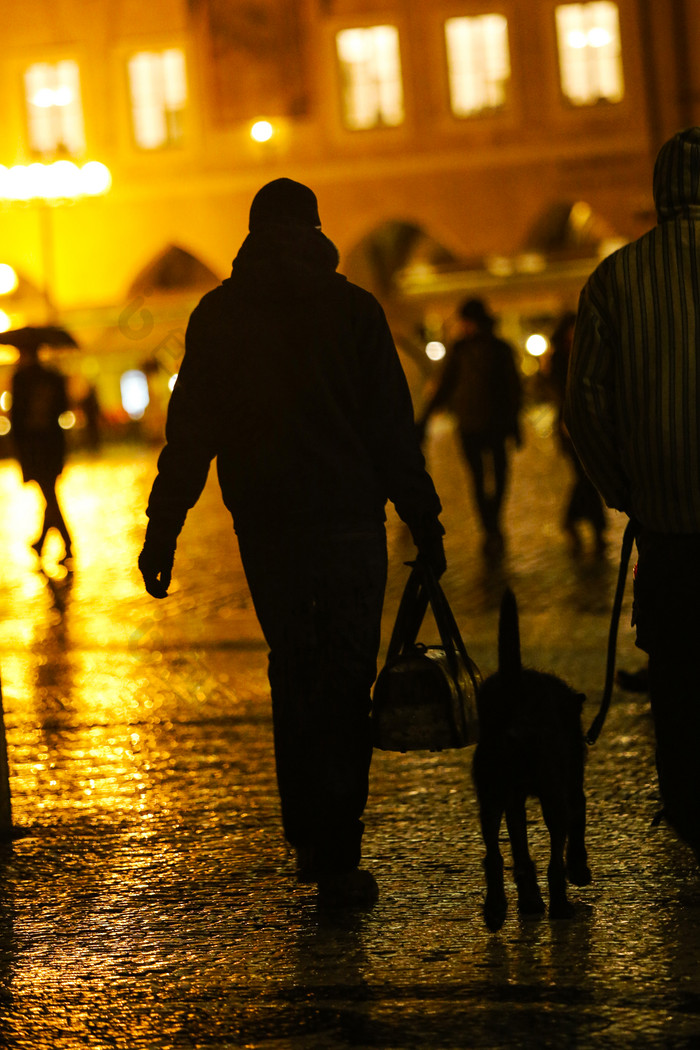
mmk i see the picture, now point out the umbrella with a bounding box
[0,325,79,351]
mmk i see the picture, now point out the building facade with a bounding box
[0,0,698,425]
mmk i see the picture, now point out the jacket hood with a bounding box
[227,223,341,298]
[653,127,700,223]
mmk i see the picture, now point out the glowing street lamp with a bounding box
[0,160,112,319]
[425,340,446,361]
[526,333,549,357]
[250,120,274,143]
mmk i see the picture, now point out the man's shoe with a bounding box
[317,868,378,908]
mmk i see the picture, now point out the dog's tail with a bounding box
[498,587,522,689]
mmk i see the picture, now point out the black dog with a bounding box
[473,588,591,931]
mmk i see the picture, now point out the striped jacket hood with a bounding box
[653,126,700,223]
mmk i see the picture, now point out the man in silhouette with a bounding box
[139,178,445,906]
[565,128,700,864]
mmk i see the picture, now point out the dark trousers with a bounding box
[634,531,700,847]
[238,523,388,873]
[458,430,508,536]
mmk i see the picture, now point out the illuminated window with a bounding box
[128,49,187,150]
[24,61,86,155]
[445,14,510,117]
[336,26,404,130]
[555,2,624,105]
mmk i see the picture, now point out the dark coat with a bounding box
[146,224,442,543]
[427,330,522,443]
[11,361,68,485]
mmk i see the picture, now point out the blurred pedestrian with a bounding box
[138,178,445,907]
[11,343,72,564]
[548,310,607,554]
[79,384,102,451]
[565,127,700,865]
[417,297,522,558]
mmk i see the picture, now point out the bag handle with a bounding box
[387,561,480,694]
[419,561,481,694]
[385,564,428,661]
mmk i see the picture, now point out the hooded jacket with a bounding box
[145,224,442,544]
[564,127,700,532]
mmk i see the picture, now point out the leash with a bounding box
[585,518,637,745]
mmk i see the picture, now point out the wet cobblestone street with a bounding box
[1,409,700,1049]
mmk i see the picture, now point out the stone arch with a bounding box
[344,220,457,400]
[127,244,221,298]
[520,200,620,254]
[344,219,457,297]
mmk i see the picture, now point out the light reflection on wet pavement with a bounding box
[0,412,699,1048]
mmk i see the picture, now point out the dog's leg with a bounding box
[506,801,545,916]
[480,803,508,932]
[541,798,575,919]
[566,782,592,886]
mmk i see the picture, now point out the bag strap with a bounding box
[388,561,480,693]
[385,565,428,661]
[419,561,481,693]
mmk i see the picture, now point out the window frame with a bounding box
[444,11,512,120]
[334,23,406,132]
[554,1,625,107]
[23,57,87,157]
[126,46,189,151]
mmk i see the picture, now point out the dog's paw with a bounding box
[517,891,546,916]
[484,891,507,932]
[567,862,592,887]
[549,897,576,920]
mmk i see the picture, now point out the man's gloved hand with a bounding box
[139,524,177,598]
[415,528,447,579]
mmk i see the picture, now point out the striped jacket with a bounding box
[564,128,700,533]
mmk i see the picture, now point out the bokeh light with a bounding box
[0,161,111,201]
[120,369,150,420]
[0,264,18,295]
[58,410,76,430]
[426,340,446,361]
[251,120,273,143]
[525,333,548,357]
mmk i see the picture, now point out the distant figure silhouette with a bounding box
[11,344,72,563]
[79,384,102,451]
[418,297,522,558]
[548,311,607,554]
[139,177,445,907]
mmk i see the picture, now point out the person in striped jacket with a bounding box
[565,126,700,866]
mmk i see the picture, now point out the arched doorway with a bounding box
[344,220,457,404]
